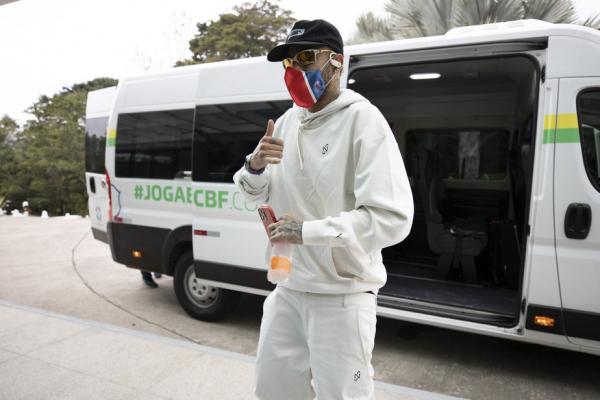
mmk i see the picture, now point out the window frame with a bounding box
[114,108,194,180]
[85,116,109,174]
[192,100,292,183]
[576,87,600,193]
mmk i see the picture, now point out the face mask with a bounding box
[284,59,337,108]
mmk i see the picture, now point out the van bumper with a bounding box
[107,222,169,272]
[91,228,108,244]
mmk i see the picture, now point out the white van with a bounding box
[88,20,600,356]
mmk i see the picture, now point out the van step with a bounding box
[377,295,515,325]
[378,274,520,326]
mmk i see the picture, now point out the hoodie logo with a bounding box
[288,29,305,39]
[322,144,329,155]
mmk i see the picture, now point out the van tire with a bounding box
[173,251,240,321]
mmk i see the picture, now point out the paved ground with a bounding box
[1,300,452,400]
[1,216,599,399]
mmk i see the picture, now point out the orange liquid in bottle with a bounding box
[270,256,292,272]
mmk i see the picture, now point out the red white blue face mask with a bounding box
[283,57,338,108]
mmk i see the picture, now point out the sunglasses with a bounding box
[282,49,333,69]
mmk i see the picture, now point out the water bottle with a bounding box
[268,242,292,284]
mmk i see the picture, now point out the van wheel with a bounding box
[173,251,240,321]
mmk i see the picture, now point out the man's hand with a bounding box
[268,214,303,244]
[250,119,284,171]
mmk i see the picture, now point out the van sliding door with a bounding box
[191,100,291,293]
[554,78,600,350]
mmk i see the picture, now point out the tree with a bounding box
[0,115,19,206]
[174,0,295,66]
[9,77,117,216]
[348,12,395,44]
[350,0,600,44]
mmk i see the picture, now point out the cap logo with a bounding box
[288,29,305,39]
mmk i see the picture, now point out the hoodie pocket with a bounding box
[325,246,364,280]
[322,246,340,278]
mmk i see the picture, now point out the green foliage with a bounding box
[3,77,117,216]
[520,0,578,23]
[174,0,295,66]
[348,12,395,45]
[0,115,19,205]
[453,0,525,28]
[352,0,600,43]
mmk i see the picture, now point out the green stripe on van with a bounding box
[543,128,580,144]
[555,128,580,143]
[106,129,116,147]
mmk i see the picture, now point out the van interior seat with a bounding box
[412,147,488,283]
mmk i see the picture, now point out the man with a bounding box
[233,20,413,399]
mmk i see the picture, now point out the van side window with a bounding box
[577,90,600,192]
[115,109,194,179]
[193,100,292,183]
[85,117,108,174]
[405,129,509,180]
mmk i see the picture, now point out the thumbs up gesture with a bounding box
[249,119,284,171]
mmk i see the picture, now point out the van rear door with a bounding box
[85,87,116,243]
[554,78,600,350]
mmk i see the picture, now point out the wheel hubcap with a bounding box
[184,264,219,308]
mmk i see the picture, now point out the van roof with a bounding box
[85,86,116,118]
[118,20,599,82]
[109,19,600,110]
[347,20,599,56]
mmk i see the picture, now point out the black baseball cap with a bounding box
[267,19,344,62]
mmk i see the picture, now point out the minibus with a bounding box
[86,20,600,355]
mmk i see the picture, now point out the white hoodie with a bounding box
[234,89,414,294]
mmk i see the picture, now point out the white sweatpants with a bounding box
[254,286,377,400]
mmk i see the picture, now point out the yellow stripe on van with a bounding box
[543,114,556,130]
[106,129,116,147]
[543,114,580,144]
[556,114,579,130]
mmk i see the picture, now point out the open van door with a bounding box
[85,87,116,243]
[554,78,600,350]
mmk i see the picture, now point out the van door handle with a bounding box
[564,203,592,239]
[100,179,107,189]
[89,176,96,194]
